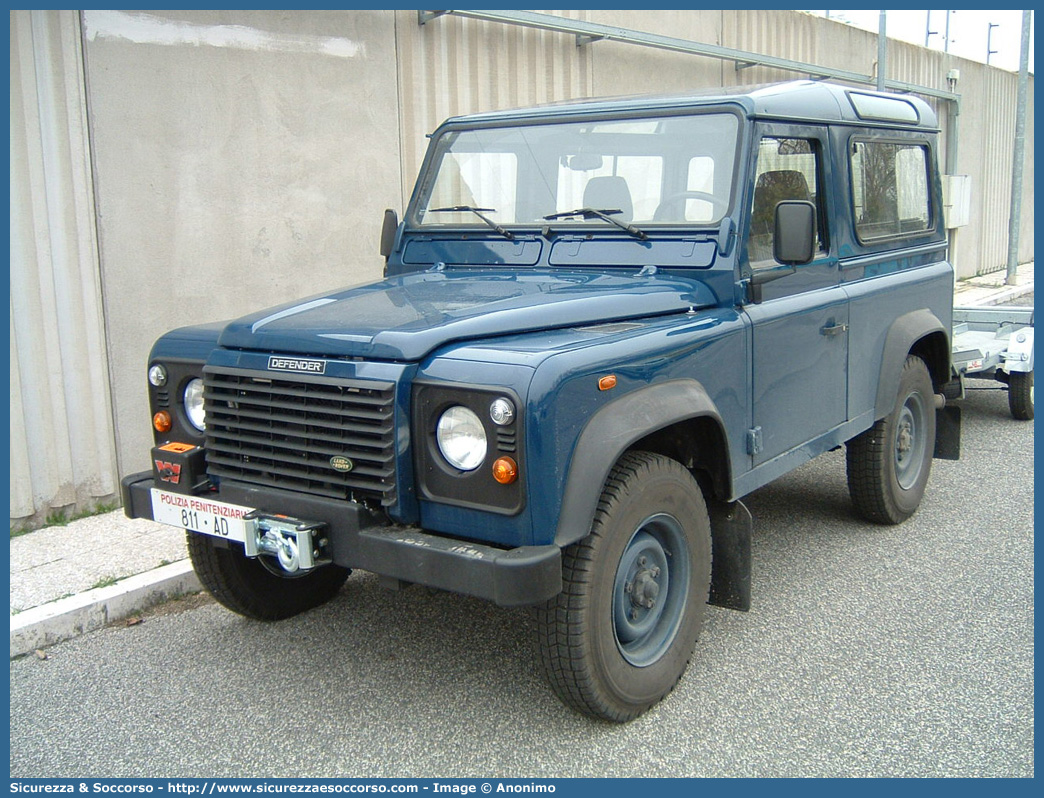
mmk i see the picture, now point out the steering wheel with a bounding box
[654,190,727,221]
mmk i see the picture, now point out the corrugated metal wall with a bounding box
[8,9,1034,526]
[9,10,119,525]
[978,68,1019,274]
[395,10,593,201]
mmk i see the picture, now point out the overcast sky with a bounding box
[804,10,1033,74]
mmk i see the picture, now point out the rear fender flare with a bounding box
[875,309,949,419]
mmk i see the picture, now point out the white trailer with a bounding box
[951,305,1034,419]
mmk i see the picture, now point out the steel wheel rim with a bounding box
[894,391,927,490]
[612,514,690,667]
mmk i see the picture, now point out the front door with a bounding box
[743,128,848,466]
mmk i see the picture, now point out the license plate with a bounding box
[150,488,254,543]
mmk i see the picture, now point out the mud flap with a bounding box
[707,497,752,612]
[934,404,962,460]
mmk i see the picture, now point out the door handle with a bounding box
[821,323,848,336]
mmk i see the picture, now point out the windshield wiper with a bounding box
[428,205,514,240]
[543,207,648,241]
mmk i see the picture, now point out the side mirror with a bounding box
[379,209,398,259]
[773,200,816,265]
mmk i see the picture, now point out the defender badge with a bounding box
[329,456,354,473]
[268,356,326,374]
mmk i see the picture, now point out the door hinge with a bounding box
[746,426,763,456]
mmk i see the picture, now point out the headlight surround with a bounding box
[183,378,206,431]
[436,406,487,471]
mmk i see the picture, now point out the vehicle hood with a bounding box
[217,269,717,361]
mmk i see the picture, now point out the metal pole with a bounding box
[877,11,887,91]
[423,9,960,102]
[944,10,951,53]
[987,22,999,65]
[1005,10,1031,285]
[924,11,937,48]
[945,86,961,273]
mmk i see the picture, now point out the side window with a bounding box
[749,137,824,267]
[850,141,931,241]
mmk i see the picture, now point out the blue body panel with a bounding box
[217,269,719,362]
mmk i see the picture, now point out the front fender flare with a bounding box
[553,379,728,548]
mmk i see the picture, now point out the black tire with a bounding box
[535,451,712,722]
[846,355,936,525]
[1008,370,1033,420]
[187,532,350,621]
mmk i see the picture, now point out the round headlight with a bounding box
[148,364,167,387]
[184,378,206,431]
[436,406,487,471]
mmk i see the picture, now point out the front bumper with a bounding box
[122,472,561,607]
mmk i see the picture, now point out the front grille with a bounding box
[203,367,397,505]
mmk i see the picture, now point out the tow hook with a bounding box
[242,512,330,574]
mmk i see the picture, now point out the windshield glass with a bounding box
[414,112,740,229]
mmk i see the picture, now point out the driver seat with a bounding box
[582,176,634,222]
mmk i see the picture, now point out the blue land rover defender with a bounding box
[123,81,960,721]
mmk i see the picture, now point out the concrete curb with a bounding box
[955,280,1034,308]
[979,282,1034,306]
[9,561,201,659]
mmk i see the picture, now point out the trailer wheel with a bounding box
[1008,370,1033,420]
[847,355,936,525]
[187,532,349,621]
[535,451,711,722]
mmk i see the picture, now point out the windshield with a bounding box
[414,112,740,230]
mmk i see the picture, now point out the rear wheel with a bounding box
[1008,370,1034,420]
[535,451,712,722]
[187,532,349,621]
[846,355,936,525]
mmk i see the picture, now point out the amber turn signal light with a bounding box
[153,410,173,433]
[598,374,617,391]
[492,456,518,485]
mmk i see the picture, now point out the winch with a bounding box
[242,512,330,574]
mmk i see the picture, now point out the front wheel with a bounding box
[187,532,350,621]
[535,451,712,722]
[1008,370,1033,420]
[846,355,936,525]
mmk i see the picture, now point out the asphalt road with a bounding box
[10,380,1033,778]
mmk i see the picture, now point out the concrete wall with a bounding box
[8,9,1035,526]
[80,9,402,485]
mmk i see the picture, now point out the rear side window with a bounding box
[850,140,931,242]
